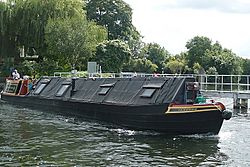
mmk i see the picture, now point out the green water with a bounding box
[0,102,249,167]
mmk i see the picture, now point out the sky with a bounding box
[123,0,250,58]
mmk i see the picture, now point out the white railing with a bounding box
[196,75,250,93]
[54,71,88,78]
[53,72,250,93]
[54,71,194,78]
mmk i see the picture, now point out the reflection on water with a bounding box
[0,102,249,166]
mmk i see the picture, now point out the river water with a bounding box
[0,99,249,167]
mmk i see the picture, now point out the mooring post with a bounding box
[233,93,240,109]
[241,99,248,109]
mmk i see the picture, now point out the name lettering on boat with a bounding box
[173,108,197,112]
[166,105,219,114]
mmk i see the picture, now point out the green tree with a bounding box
[242,58,250,75]
[17,60,38,77]
[126,26,144,58]
[193,62,203,74]
[141,43,169,73]
[85,0,133,41]
[205,48,242,75]
[0,0,89,76]
[0,1,18,75]
[95,39,131,72]
[11,0,86,59]
[45,16,107,71]
[123,58,157,73]
[206,67,218,75]
[166,56,187,74]
[36,58,62,76]
[186,36,212,68]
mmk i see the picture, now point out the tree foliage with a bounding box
[206,66,218,75]
[166,56,187,74]
[45,16,107,70]
[85,0,133,41]
[0,0,248,76]
[123,58,157,73]
[0,1,19,75]
[186,36,242,75]
[11,0,85,58]
[242,58,250,75]
[199,41,243,75]
[186,36,212,68]
[140,43,169,73]
[205,47,242,75]
[193,62,203,74]
[95,40,131,72]
[0,0,94,75]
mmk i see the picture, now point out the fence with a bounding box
[53,72,250,93]
[196,75,250,93]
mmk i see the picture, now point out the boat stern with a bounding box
[215,102,232,120]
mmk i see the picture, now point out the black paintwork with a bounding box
[1,93,224,135]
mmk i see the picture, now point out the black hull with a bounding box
[1,94,224,135]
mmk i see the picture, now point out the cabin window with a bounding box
[98,87,111,95]
[140,83,164,98]
[56,84,70,97]
[98,83,115,95]
[34,83,47,95]
[4,82,18,94]
[140,88,156,98]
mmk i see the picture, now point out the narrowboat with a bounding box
[0,75,232,135]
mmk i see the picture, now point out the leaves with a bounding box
[140,43,170,73]
[166,57,187,74]
[45,16,107,70]
[186,36,212,68]
[85,0,133,41]
[186,36,242,75]
[95,39,131,72]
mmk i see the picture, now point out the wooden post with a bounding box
[241,99,248,109]
[233,98,240,109]
[233,93,240,109]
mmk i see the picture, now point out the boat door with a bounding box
[185,82,199,104]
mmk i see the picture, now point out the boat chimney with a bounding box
[71,77,76,96]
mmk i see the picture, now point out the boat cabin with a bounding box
[3,78,32,96]
[6,76,202,106]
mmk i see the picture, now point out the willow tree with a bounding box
[0,1,17,75]
[45,16,107,71]
[1,0,106,75]
[11,0,86,60]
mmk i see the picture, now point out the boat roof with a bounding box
[28,76,195,106]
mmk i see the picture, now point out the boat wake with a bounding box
[180,133,219,140]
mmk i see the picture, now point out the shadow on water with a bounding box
[0,103,230,166]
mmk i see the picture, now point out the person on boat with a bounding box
[12,69,20,80]
[28,78,34,91]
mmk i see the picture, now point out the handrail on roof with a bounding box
[53,71,194,78]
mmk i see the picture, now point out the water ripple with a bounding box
[0,103,250,166]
